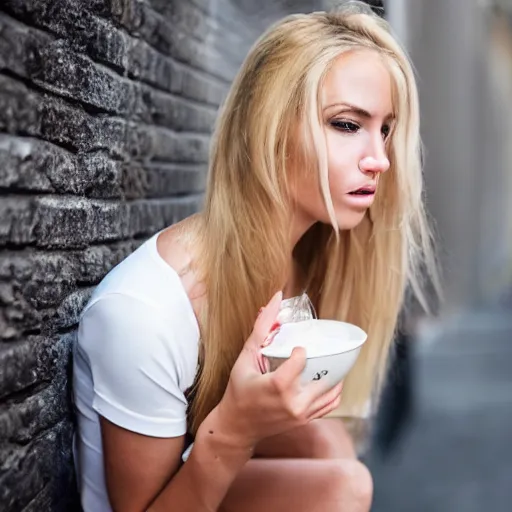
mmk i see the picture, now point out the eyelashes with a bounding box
[330,119,392,140]
[330,120,359,133]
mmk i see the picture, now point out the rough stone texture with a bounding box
[0,1,381,511]
[0,0,258,509]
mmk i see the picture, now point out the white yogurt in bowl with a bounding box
[261,319,367,388]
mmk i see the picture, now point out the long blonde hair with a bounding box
[187,3,440,436]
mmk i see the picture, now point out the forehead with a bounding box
[321,49,394,116]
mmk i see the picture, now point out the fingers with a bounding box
[309,392,342,420]
[307,381,344,420]
[251,290,283,345]
[307,381,343,417]
[302,375,344,404]
[271,346,307,386]
[256,351,270,374]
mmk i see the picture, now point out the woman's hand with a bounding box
[215,291,343,450]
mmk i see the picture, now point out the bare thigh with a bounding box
[220,458,373,512]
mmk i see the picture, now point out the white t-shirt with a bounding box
[72,230,314,511]
[72,231,201,511]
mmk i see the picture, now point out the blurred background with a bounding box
[368,1,512,511]
[0,0,511,511]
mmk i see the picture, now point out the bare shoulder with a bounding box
[156,214,206,316]
[156,216,197,275]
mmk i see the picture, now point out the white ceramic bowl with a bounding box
[260,319,367,389]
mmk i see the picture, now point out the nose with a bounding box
[359,139,390,175]
[359,155,390,176]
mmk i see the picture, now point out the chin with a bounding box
[335,210,367,231]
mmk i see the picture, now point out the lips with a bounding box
[348,184,376,195]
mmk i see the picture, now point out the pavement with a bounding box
[367,302,512,512]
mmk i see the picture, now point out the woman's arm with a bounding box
[102,413,370,512]
[102,407,252,512]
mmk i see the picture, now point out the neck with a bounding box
[282,258,304,299]
[283,210,316,299]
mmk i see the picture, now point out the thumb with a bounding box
[273,346,307,386]
[249,290,283,346]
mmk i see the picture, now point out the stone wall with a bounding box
[0,1,272,509]
[0,1,380,510]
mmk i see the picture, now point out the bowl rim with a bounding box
[262,344,362,360]
[260,319,367,359]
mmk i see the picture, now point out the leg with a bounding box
[220,458,373,512]
[254,418,356,459]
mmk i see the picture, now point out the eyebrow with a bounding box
[325,102,395,121]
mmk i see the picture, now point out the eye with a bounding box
[381,124,391,140]
[330,120,360,133]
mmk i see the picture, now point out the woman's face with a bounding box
[291,49,394,234]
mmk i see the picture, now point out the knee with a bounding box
[326,460,373,512]
[306,420,357,459]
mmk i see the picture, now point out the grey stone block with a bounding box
[7,30,201,155]
[77,240,141,283]
[0,75,42,137]
[127,195,204,238]
[0,419,75,512]
[1,251,78,312]
[149,0,249,65]
[39,96,128,156]
[29,40,136,115]
[0,339,40,400]
[178,66,228,106]
[0,198,38,246]
[120,160,148,199]
[0,72,212,160]
[132,41,230,107]
[0,196,204,250]
[20,30,218,133]
[117,1,239,82]
[129,126,210,162]
[0,136,52,192]
[0,273,42,340]
[0,241,138,302]
[0,12,54,79]
[2,0,129,69]
[137,85,217,133]
[0,333,73,401]
[77,152,125,198]
[32,196,129,248]
[145,162,207,197]
[0,74,122,155]
[3,0,230,105]
[0,135,79,195]
[0,242,140,340]
[0,348,70,444]
[53,288,93,330]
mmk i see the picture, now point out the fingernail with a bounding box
[261,327,280,347]
[270,322,280,333]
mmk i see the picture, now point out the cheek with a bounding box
[325,133,359,198]
[296,173,324,214]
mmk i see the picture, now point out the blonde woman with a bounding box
[73,3,438,512]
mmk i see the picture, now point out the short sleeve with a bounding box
[78,293,188,438]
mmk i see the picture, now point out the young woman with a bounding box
[73,4,438,511]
